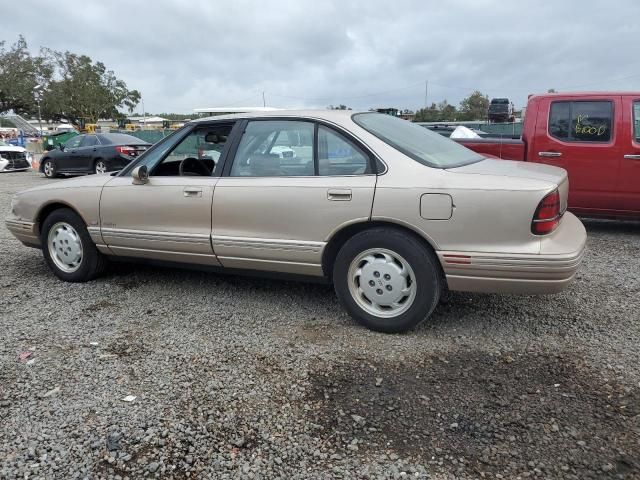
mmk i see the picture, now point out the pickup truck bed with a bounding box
[455,138,525,161]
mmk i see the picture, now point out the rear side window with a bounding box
[549,101,613,142]
[318,126,370,176]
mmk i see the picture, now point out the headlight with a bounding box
[10,196,19,215]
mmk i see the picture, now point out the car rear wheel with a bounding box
[94,159,107,175]
[333,227,441,333]
[41,208,107,282]
[42,159,57,178]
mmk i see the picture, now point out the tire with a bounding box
[333,227,442,333]
[94,159,107,175]
[41,208,107,282]
[42,159,57,178]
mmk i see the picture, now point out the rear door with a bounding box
[212,119,376,276]
[530,96,622,213]
[618,99,640,214]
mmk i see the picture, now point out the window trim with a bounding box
[220,117,380,178]
[548,100,614,144]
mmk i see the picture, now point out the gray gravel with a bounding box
[1,171,639,479]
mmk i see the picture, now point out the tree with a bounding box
[458,90,489,121]
[41,50,140,127]
[547,88,557,93]
[413,101,458,122]
[328,104,352,110]
[0,35,52,115]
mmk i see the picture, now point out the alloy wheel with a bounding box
[95,161,107,174]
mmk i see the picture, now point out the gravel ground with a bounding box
[1,171,639,479]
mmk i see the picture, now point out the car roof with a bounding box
[191,109,366,124]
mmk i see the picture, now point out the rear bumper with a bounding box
[6,217,40,248]
[438,213,587,294]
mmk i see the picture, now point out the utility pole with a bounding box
[33,84,44,136]
[142,97,146,130]
[424,80,428,109]
[262,91,266,107]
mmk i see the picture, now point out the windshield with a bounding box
[352,113,484,168]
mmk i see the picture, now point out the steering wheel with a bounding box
[179,157,211,176]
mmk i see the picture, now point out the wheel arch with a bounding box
[35,201,87,236]
[321,220,441,279]
[39,156,51,173]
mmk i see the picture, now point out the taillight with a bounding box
[531,190,561,235]
[116,146,135,156]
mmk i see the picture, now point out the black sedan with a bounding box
[40,133,151,177]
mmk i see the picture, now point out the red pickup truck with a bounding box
[455,92,640,219]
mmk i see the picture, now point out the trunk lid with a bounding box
[450,158,569,214]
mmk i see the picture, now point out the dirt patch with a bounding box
[306,351,639,479]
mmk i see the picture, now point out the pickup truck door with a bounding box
[619,99,640,214]
[530,96,622,214]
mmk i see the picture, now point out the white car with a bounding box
[0,141,31,172]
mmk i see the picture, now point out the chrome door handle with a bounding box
[623,154,640,160]
[327,188,352,201]
[183,187,202,197]
[538,151,562,157]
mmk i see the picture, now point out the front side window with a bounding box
[549,101,613,142]
[64,136,83,149]
[318,126,370,175]
[80,135,99,147]
[352,113,483,168]
[633,101,640,142]
[230,120,314,177]
[152,124,234,176]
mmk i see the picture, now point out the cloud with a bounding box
[4,0,639,113]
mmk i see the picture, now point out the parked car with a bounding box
[488,98,514,123]
[39,133,151,177]
[453,92,640,219]
[6,110,586,333]
[0,140,31,172]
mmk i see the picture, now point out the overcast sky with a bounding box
[5,0,640,114]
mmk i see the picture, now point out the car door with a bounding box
[618,99,640,214]
[59,135,84,171]
[212,119,377,276]
[77,135,100,171]
[531,97,622,214]
[99,124,235,265]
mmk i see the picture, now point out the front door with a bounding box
[99,125,235,265]
[618,99,640,214]
[61,135,84,171]
[531,97,622,214]
[77,134,99,171]
[212,119,376,276]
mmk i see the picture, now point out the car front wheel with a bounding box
[333,227,442,333]
[42,159,57,178]
[41,208,107,282]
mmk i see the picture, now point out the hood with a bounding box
[0,145,26,153]
[17,173,114,195]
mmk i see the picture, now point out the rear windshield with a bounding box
[352,113,484,168]
[97,134,147,145]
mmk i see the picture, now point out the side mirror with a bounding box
[59,144,65,151]
[131,165,149,185]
